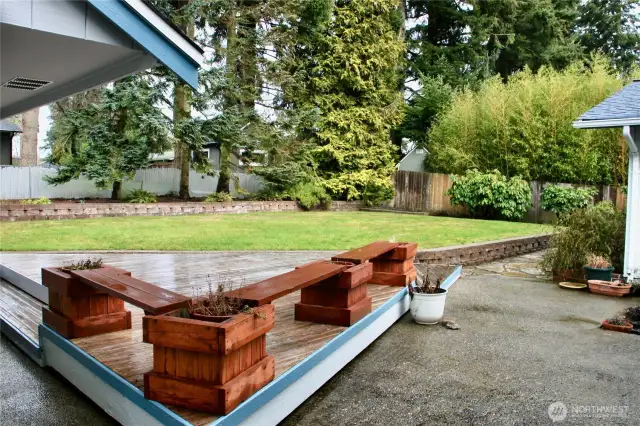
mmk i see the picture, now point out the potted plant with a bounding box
[601,315,633,333]
[588,278,632,297]
[583,254,614,281]
[143,276,275,415]
[408,270,447,325]
[624,306,640,330]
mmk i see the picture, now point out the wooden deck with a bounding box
[0,252,403,425]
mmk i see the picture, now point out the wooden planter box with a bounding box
[143,304,275,415]
[41,266,132,338]
[369,242,418,286]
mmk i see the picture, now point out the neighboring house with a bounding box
[0,119,22,165]
[397,147,428,172]
[150,143,264,172]
[573,79,640,281]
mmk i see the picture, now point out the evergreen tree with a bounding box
[575,0,640,73]
[45,78,171,199]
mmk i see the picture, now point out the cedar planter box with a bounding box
[41,266,132,338]
[295,262,373,326]
[143,304,275,415]
[369,243,418,287]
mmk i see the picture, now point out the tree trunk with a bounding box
[171,1,194,199]
[216,144,232,193]
[20,108,39,166]
[111,181,122,200]
[391,0,406,157]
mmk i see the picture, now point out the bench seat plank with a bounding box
[223,262,349,306]
[331,241,399,264]
[69,269,189,315]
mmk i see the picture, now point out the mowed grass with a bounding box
[0,212,550,251]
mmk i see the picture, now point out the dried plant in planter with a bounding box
[624,306,640,323]
[409,267,445,296]
[189,275,264,322]
[585,254,611,269]
[61,258,104,272]
[605,315,630,326]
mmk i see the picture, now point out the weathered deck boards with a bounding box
[0,252,403,425]
[0,278,43,343]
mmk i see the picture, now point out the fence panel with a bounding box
[0,166,262,200]
[391,170,625,223]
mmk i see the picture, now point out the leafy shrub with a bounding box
[446,169,532,220]
[542,202,625,271]
[205,192,233,202]
[362,180,395,207]
[20,197,51,205]
[540,185,596,215]
[126,189,157,203]
[289,182,331,210]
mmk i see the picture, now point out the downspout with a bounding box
[622,126,639,281]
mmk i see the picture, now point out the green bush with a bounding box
[20,197,52,205]
[426,57,632,185]
[205,192,233,202]
[540,185,597,215]
[289,182,331,211]
[542,202,626,271]
[446,169,532,220]
[126,189,157,203]
[362,181,395,207]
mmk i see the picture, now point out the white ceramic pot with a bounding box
[409,289,448,325]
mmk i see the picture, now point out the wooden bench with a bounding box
[41,265,189,339]
[331,241,399,264]
[223,261,349,306]
[70,267,190,315]
[333,241,418,287]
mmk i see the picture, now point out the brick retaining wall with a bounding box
[416,234,551,266]
[0,200,363,221]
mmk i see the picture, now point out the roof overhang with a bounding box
[0,0,203,119]
[573,118,640,129]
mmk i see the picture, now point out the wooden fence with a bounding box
[390,170,626,223]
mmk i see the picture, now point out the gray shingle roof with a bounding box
[576,80,640,123]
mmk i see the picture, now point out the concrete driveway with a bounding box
[283,254,639,425]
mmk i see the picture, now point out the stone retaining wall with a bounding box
[416,234,551,266]
[0,200,363,221]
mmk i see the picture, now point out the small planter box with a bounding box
[143,304,275,415]
[588,280,632,297]
[369,243,418,287]
[41,266,132,338]
[295,262,373,326]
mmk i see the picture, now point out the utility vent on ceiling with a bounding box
[2,77,53,91]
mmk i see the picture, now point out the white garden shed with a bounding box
[573,80,640,281]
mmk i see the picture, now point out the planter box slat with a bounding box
[372,257,416,274]
[377,242,418,260]
[42,307,132,338]
[144,355,275,415]
[369,268,417,287]
[338,263,373,289]
[295,296,372,326]
[300,283,368,309]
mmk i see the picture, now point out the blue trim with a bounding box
[213,265,463,425]
[86,0,199,89]
[0,316,42,364]
[212,288,411,425]
[440,265,462,290]
[38,324,190,426]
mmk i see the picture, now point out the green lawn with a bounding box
[0,212,550,251]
